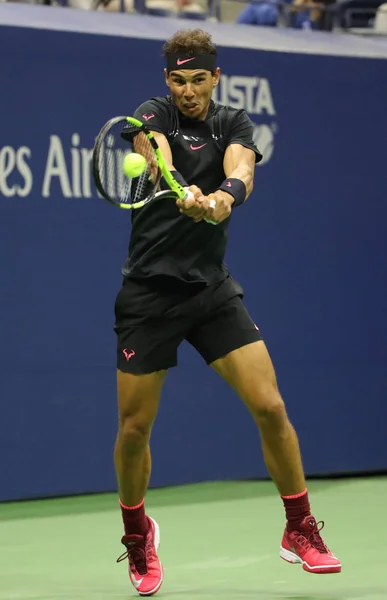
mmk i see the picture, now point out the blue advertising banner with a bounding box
[1,9,387,501]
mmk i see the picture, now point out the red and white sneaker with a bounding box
[280,516,341,574]
[117,516,163,596]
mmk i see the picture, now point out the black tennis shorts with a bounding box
[114,275,262,374]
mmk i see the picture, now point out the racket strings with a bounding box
[129,132,159,204]
[93,118,162,208]
[134,133,159,182]
[97,123,135,204]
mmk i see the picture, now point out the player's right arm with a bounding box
[152,131,174,171]
[133,100,180,172]
[152,131,207,220]
[133,100,208,221]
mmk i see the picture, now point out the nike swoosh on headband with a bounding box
[177,57,196,66]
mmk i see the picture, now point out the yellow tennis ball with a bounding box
[122,153,147,178]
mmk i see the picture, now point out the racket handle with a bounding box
[183,188,195,202]
[183,187,217,224]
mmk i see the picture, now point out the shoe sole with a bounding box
[135,517,163,597]
[280,546,342,574]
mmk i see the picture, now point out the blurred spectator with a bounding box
[69,0,97,8]
[0,0,205,14]
[102,0,205,15]
[236,0,325,28]
[375,2,387,31]
[236,0,289,25]
[291,0,325,28]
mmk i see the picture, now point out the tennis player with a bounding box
[114,28,341,596]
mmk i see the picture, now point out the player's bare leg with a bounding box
[211,341,341,574]
[115,370,165,506]
[115,370,166,596]
[212,342,304,495]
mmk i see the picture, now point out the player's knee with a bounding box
[249,388,287,427]
[118,417,152,455]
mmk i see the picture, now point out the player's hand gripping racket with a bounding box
[92,116,194,209]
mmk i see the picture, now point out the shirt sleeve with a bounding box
[133,99,170,136]
[227,110,263,164]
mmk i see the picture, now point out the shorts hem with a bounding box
[204,334,262,365]
[117,361,177,375]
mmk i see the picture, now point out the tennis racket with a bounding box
[92,116,194,209]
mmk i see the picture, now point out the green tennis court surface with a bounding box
[1,478,386,600]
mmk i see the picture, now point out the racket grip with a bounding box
[183,188,195,202]
[204,217,218,225]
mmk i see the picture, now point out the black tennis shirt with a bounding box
[122,96,262,285]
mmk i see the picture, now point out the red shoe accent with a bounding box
[117,516,163,596]
[280,516,341,574]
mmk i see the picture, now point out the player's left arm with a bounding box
[205,144,256,224]
[205,110,262,224]
[223,143,256,200]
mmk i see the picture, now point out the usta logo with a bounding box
[212,74,277,166]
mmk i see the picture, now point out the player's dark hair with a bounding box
[163,29,217,57]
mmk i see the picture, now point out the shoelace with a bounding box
[116,538,155,575]
[296,520,328,554]
[117,542,147,574]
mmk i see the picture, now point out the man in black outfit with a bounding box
[114,28,341,598]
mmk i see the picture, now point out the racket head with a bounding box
[92,116,166,209]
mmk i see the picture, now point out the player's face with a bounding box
[165,68,220,120]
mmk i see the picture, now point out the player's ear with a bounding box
[164,68,170,87]
[212,67,221,88]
